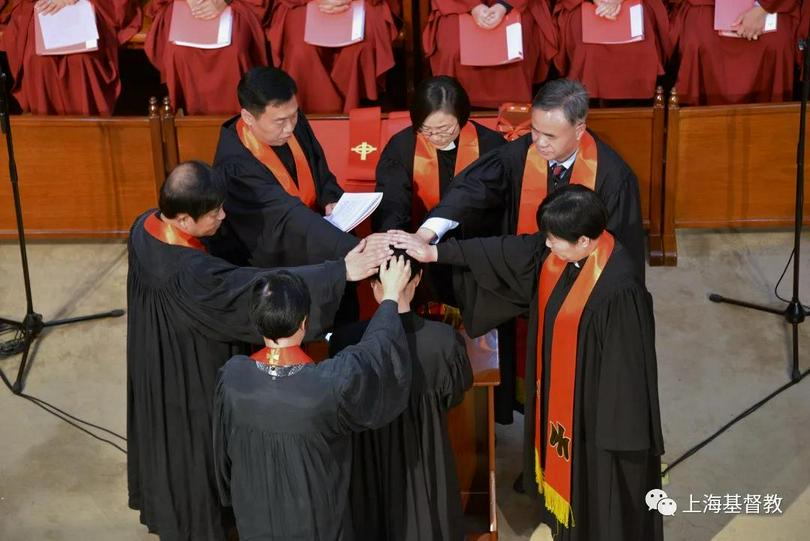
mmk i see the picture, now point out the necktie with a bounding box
[551,164,566,189]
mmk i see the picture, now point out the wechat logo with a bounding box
[646,489,677,516]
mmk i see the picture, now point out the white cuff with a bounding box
[420,217,459,244]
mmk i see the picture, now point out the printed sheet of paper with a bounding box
[324,192,383,232]
[37,0,99,50]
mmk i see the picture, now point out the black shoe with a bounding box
[512,472,525,494]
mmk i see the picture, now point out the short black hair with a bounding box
[250,271,311,341]
[532,79,589,125]
[410,76,471,132]
[370,248,422,283]
[536,184,607,243]
[237,67,298,117]
[159,161,226,220]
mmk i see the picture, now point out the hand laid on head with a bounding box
[594,0,622,20]
[379,255,412,302]
[35,0,78,15]
[344,238,394,282]
[317,0,352,14]
[731,6,767,40]
[389,230,438,263]
[189,0,228,20]
[362,232,395,252]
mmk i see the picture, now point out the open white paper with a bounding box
[37,0,99,50]
[173,7,233,49]
[763,13,777,32]
[324,192,383,232]
[629,4,644,38]
[351,2,366,41]
[505,22,524,60]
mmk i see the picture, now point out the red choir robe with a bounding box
[554,0,670,100]
[268,0,399,113]
[422,0,558,108]
[671,0,799,104]
[145,0,270,115]
[0,0,142,115]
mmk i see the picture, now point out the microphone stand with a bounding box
[0,71,125,394]
[664,38,809,476]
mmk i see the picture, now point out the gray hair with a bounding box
[532,79,589,125]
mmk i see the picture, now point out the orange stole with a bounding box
[236,119,318,210]
[516,132,598,234]
[250,346,314,366]
[144,213,207,252]
[412,122,480,219]
[533,231,615,528]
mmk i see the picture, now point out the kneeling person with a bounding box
[330,251,473,541]
[213,258,414,540]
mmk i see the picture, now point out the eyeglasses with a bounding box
[418,123,459,137]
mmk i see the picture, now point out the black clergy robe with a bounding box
[329,312,473,541]
[438,235,664,541]
[372,121,506,237]
[210,112,357,268]
[212,300,412,541]
[127,209,346,541]
[428,131,646,424]
[427,132,646,278]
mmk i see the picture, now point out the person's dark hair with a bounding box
[250,271,311,341]
[410,76,471,132]
[159,161,226,220]
[536,184,607,243]
[237,67,298,117]
[532,79,589,125]
[371,248,422,283]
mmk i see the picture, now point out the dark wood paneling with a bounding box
[664,98,810,264]
[0,116,160,238]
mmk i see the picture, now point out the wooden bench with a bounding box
[662,90,810,265]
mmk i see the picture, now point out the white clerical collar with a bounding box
[551,150,577,169]
[439,140,456,151]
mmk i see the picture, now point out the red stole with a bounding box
[236,118,319,210]
[412,121,479,218]
[534,231,615,528]
[250,346,314,366]
[143,213,207,252]
[516,131,599,234]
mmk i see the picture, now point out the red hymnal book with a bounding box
[714,0,776,36]
[304,0,366,48]
[168,1,233,49]
[581,0,645,45]
[458,11,523,66]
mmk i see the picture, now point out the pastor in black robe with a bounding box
[210,111,358,268]
[372,121,506,238]
[437,234,664,541]
[427,131,645,278]
[426,131,646,423]
[212,300,412,541]
[127,209,346,541]
[329,311,473,541]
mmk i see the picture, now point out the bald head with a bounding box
[159,161,226,220]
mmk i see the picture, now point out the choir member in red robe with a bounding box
[422,0,557,108]
[0,0,141,115]
[267,0,399,113]
[671,0,799,104]
[554,0,670,100]
[145,0,270,115]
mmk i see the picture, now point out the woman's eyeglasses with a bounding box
[418,123,459,137]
